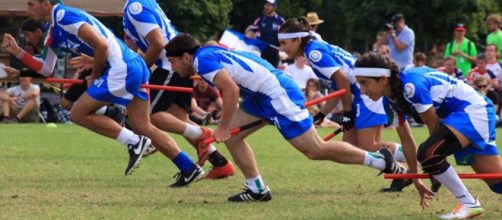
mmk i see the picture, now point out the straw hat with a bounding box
[306,12,324,25]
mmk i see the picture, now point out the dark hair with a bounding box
[476,53,487,61]
[304,78,320,92]
[414,52,426,63]
[21,18,44,32]
[278,17,315,53]
[355,53,412,115]
[164,33,201,57]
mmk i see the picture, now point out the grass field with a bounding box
[1,124,502,219]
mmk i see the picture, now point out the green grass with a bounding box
[1,124,502,219]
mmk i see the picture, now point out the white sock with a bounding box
[183,124,203,139]
[393,144,406,163]
[363,152,386,170]
[116,127,140,146]
[208,144,217,154]
[433,166,476,204]
[246,175,267,194]
[95,106,107,115]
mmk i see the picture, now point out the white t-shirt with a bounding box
[6,84,40,107]
[487,62,502,83]
[283,64,318,90]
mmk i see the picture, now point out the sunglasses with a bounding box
[477,84,488,88]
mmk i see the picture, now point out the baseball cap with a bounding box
[265,0,278,7]
[455,23,466,31]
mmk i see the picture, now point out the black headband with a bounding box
[165,46,200,57]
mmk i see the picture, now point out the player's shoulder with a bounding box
[125,0,153,15]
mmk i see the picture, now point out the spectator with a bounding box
[485,44,502,87]
[0,76,40,123]
[427,42,446,68]
[386,13,415,70]
[467,53,497,86]
[305,12,324,41]
[372,31,387,52]
[283,55,317,90]
[444,23,477,76]
[486,14,502,62]
[473,77,500,124]
[249,0,285,67]
[191,79,223,125]
[303,78,324,115]
[404,52,427,70]
[437,56,465,81]
[377,45,390,59]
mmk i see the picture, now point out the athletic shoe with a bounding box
[439,199,483,219]
[194,127,213,166]
[142,143,157,158]
[378,147,407,174]
[431,177,442,195]
[380,179,413,192]
[124,136,151,176]
[106,105,126,126]
[206,161,235,179]
[169,165,204,188]
[228,186,272,202]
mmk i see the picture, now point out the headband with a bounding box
[277,32,310,40]
[165,46,200,57]
[353,68,391,77]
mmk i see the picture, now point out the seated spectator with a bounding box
[0,76,40,123]
[404,52,427,70]
[372,31,387,52]
[377,45,391,58]
[284,55,317,90]
[473,77,500,124]
[467,53,498,86]
[437,56,465,81]
[191,79,223,125]
[303,78,324,115]
[485,44,502,90]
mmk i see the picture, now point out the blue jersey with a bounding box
[47,4,137,63]
[304,40,357,88]
[123,0,178,71]
[401,67,496,150]
[251,14,285,46]
[194,46,290,99]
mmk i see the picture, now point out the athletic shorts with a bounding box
[149,67,192,114]
[64,70,92,102]
[87,56,149,106]
[241,73,312,140]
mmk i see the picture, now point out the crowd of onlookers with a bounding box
[1,0,502,127]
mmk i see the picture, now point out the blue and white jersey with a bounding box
[123,0,178,71]
[194,46,311,139]
[194,46,292,99]
[47,4,137,63]
[304,40,357,88]
[401,66,496,149]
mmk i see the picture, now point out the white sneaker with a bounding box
[439,199,483,219]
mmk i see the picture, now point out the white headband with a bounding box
[353,68,391,77]
[277,32,310,40]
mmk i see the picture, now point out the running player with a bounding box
[354,52,502,219]
[164,33,417,202]
[2,0,203,186]
[277,18,411,191]
[121,0,234,178]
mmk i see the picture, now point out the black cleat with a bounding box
[105,105,126,126]
[380,179,413,192]
[431,177,442,195]
[378,147,407,174]
[228,187,272,202]
[124,135,151,176]
[169,165,204,188]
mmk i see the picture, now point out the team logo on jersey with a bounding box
[56,9,65,22]
[309,50,322,62]
[129,2,143,15]
[404,83,415,98]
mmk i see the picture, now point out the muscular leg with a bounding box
[471,155,502,187]
[70,93,121,138]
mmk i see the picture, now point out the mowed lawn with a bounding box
[1,124,502,219]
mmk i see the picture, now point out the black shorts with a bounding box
[63,70,91,102]
[149,67,192,114]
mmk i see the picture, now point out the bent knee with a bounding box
[302,149,323,160]
[489,182,502,194]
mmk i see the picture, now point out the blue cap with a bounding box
[265,0,278,7]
